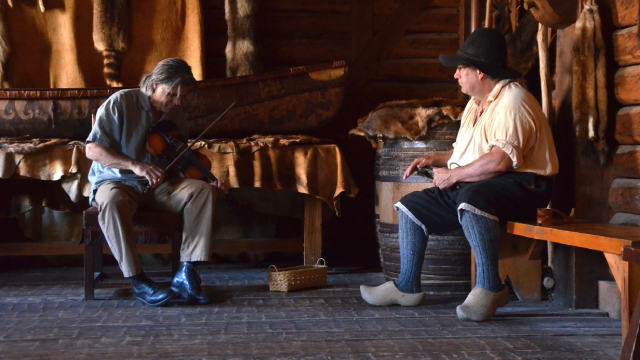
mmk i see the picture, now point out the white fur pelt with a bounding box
[572,0,607,164]
[225,0,260,77]
[0,2,10,86]
[93,0,129,87]
[349,99,466,142]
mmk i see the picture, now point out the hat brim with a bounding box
[438,54,522,80]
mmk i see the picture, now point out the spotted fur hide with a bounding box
[93,0,129,87]
[0,137,81,155]
[349,99,466,141]
[225,0,260,77]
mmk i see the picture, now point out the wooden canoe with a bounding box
[0,61,347,140]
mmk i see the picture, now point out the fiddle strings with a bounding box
[162,101,235,173]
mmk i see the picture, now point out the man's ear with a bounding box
[476,69,486,80]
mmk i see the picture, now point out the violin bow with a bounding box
[163,101,236,173]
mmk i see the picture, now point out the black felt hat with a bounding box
[439,28,521,80]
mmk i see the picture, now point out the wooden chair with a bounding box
[83,206,182,300]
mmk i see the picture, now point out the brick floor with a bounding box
[0,266,622,359]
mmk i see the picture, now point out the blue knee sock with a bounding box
[460,211,503,292]
[394,211,428,294]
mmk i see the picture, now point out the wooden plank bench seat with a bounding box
[491,221,640,342]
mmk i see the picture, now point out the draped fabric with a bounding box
[2,0,204,88]
[0,139,359,215]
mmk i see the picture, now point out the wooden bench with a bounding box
[470,221,640,341]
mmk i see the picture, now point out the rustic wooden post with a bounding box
[304,195,322,265]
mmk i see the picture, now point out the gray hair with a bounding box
[139,58,197,98]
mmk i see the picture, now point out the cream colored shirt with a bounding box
[447,80,559,176]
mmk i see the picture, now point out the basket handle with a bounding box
[315,258,326,267]
[268,265,278,272]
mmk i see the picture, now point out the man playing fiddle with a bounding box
[85,58,228,306]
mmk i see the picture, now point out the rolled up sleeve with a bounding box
[484,108,533,170]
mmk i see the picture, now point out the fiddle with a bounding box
[146,120,218,183]
[143,101,235,190]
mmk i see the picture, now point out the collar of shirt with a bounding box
[471,79,515,108]
[136,89,154,113]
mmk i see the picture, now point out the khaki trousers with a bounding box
[93,178,215,277]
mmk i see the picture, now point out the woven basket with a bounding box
[267,258,327,292]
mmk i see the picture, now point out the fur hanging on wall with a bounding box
[572,0,607,165]
[7,0,44,12]
[225,0,260,77]
[93,0,129,87]
[349,99,467,142]
[0,2,9,87]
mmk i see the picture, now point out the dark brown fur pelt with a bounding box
[93,0,129,87]
[572,0,608,165]
[225,0,260,77]
[593,1,608,160]
[0,137,79,155]
[349,99,466,141]
[0,2,9,86]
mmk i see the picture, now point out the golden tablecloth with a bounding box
[0,139,359,215]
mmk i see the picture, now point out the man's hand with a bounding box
[403,150,453,180]
[432,168,457,190]
[211,179,230,195]
[404,156,433,180]
[132,163,165,187]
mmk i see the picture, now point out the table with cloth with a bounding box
[0,136,359,263]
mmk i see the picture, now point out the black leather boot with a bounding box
[171,262,212,304]
[130,272,176,307]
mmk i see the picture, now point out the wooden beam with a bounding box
[348,0,439,92]
[211,239,304,253]
[0,243,84,256]
[614,26,640,67]
[615,107,640,145]
[505,222,640,254]
[615,65,640,105]
[611,0,639,28]
[470,0,480,32]
[620,247,640,358]
[610,179,640,216]
[613,146,640,177]
[304,195,323,265]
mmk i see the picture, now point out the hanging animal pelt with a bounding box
[0,2,9,86]
[349,99,466,142]
[225,0,260,77]
[93,0,129,87]
[572,0,608,164]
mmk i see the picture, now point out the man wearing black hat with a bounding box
[360,28,559,321]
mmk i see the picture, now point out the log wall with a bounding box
[553,0,620,223]
[202,0,463,103]
[610,0,640,224]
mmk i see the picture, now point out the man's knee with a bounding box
[95,185,137,213]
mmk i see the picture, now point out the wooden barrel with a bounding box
[374,122,471,295]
